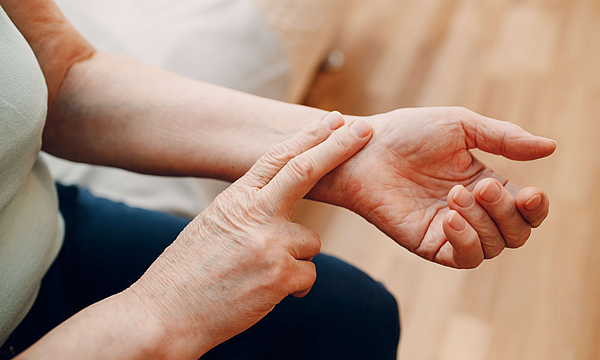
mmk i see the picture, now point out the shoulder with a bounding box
[0,0,95,106]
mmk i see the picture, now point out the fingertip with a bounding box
[322,111,345,130]
[448,184,462,200]
[515,187,544,208]
[263,115,374,208]
[474,178,502,204]
[443,211,470,244]
[349,119,372,138]
[446,210,466,232]
[516,187,550,227]
[443,211,466,241]
[473,177,497,193]
[447,186,459,207]
[545,138,557,151]
[449,184,474,209]
[500,124,556,160]
[445,209,458,220]
[524,194,542,211]
[443,210,484,268]
[535,137,557,158]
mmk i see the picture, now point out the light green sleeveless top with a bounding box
[0,6,64,346]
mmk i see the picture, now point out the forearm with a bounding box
[44,51,329,181]
[5,0,332,182]
[15,291,183,360]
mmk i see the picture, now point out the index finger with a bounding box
[262,119,373,214]
[239,112,345,188]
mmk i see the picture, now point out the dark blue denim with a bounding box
[1,184,400,359]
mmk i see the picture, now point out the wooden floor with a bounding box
[294,0,600,359]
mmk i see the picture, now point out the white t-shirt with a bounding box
[0,6,64,346]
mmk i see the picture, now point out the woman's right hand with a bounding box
[127,112,373,359]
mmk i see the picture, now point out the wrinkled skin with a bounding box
[129,114,373,359]
[311,107,555,268]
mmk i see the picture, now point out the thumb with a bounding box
[461,110,556,161]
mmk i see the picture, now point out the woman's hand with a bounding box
[128,112,373,359]
[310,107,556,269]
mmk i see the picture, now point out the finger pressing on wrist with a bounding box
[261,118,373,212]
[241,111,346,189]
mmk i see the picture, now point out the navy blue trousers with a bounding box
[1,184,400,359]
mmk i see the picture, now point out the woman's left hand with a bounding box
[310,107,555,269]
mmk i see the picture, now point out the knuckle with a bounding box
[267,256,291,284]
[208,187,274,235]
[506,226,531,248]
[454,106,469,115]
[490,201,515,222]
[294,261,317,289]
[482,241,505,259]
[245,159,270,181]
[214,188,249,213]
[244,200,261,217]
[468,207,490,225]
[302,124,324,142]
[330,132,357,155]
[452,106,474,119]
[305,262,317,284]
[248,233,270,253]
[255,190,283,217]
[244,193,273,220]
[309,229,322,253]
[301,228,321,258]
[266,142,296,165]
[287,155,316,181]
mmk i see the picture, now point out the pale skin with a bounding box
[3,0,556,358]
[19,113,374,360]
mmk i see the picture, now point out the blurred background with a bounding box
[49,0,599,358]
[295,0,600,359]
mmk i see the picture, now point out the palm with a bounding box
[311,107,552,267]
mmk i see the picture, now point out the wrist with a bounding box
[15,289,184,360]
[218,105,330,182]
[110,290,180,360]
[306,113,372,203]
[118,288,201,360]
[125,273,220,360]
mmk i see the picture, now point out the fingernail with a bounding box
[453,186,473,208]
[524,194,542,211]
[479,181,502,203]
[349,119,371,138]
[322,111,345,130]
[541,137,556,145]
[541,138,557,152]
[448,211,466,231]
